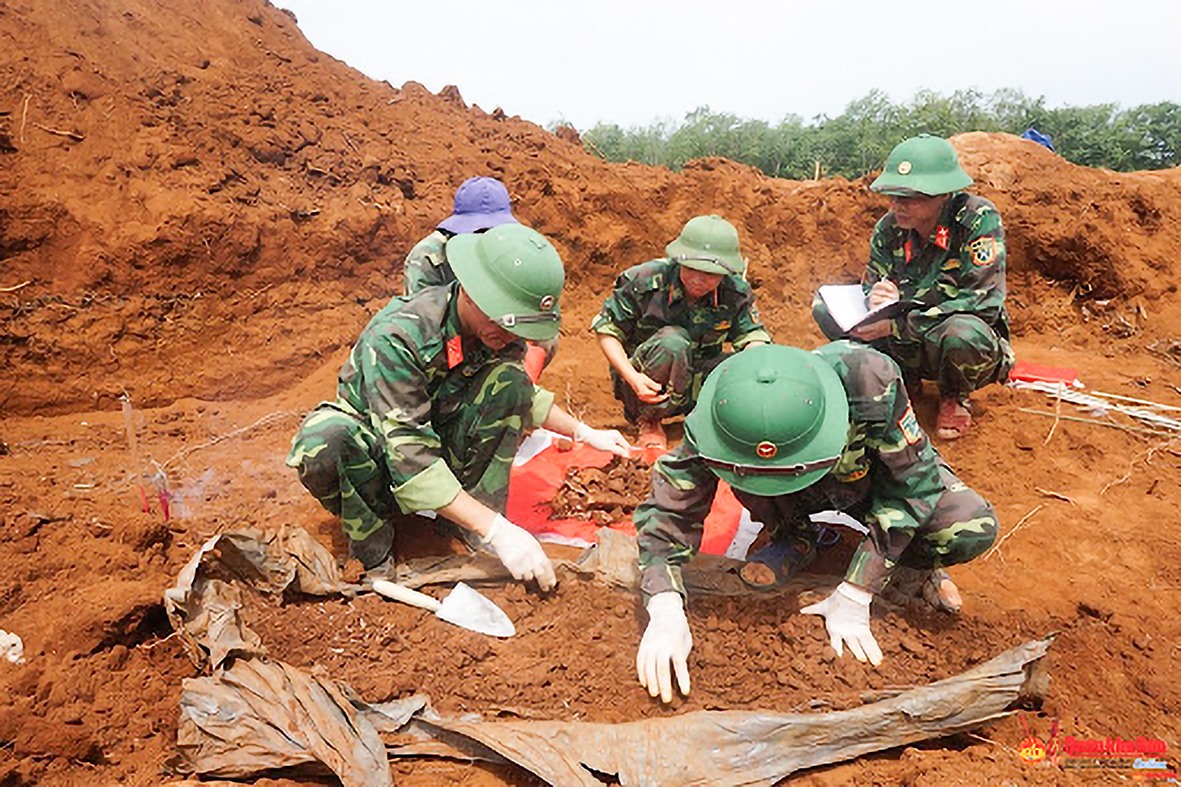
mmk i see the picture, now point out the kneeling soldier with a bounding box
[289,225,630,590]
[634,343,998,702]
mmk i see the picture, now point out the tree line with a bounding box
[575,89,1179,179]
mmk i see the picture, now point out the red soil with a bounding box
[1,1,1179,784]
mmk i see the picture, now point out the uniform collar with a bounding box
[665,259,721,307]
[907,194,959,250]
[443,282,523,368]
[443,284,466,368]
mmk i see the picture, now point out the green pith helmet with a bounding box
[448,224,564,341]
[684,345,850,496]
[664,215,746,276]
[870,134,973,197]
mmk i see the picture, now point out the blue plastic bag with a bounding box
[1020,128,1055,152]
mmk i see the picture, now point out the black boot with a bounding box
[349,522,396,576]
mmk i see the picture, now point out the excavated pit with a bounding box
[1,1,1180,784]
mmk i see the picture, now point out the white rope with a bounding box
[1010,380,1181,432]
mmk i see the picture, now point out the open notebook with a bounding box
[818,284,920,334]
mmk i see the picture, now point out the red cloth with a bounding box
[1008,359,1081,387]
[524,343,546,383]
[507,438,743,554]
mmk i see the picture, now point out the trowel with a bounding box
[372,580,516,638]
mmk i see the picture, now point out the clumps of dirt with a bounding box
[551,459,652,525]
[0,638,193,783]
[241,577,1043,723]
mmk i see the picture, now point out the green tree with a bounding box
[574,90,1180,177]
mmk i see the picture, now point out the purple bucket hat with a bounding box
[437,177,519,234]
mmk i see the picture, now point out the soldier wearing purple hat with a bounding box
[402,177,519,294]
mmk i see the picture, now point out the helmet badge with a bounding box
[539,294,555,311]
[755,441,778,460]
[897,161,912,175]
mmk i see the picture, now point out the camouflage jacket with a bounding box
[636,341,950,599]
[402,229,456,295]
[866,192,1009,339]
[590,258,771,357]
[335,283,554,512]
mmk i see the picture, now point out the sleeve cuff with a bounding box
[529,386,556,427]
[392,458,462,513]
[733,329,772,349]
[640,563,687,603]
[843,539,894,594]
[592,322,627,342]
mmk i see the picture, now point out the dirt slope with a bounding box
[1,1,1179,785]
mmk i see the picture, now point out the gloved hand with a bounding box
[483,514,557,591]
[800,582,883,666]
[636,591,692,703]
[573,422,632,458]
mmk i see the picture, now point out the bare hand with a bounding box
[867,280,900,309]
[629,373,670,404]
[850,320,893,342]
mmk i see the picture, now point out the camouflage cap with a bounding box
[685,345,849,496]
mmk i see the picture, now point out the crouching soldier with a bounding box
[634,343,998,702]
[812,134,1014,439]
[591,215,770,450]
[289,225,630,589]
[403,176,557,373]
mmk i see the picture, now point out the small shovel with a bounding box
[371,580,516,638]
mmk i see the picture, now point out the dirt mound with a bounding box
[1,1,1180,785]
[5,3,1180,417]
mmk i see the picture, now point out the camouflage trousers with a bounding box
[813,298,1014,398]
[286,362,533,566]
[735,460,997,593]
[612,326,727,423]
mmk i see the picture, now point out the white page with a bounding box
[819,284,909,333]
[818,284,871,333]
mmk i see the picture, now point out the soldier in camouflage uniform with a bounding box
[591,215,771,450]
[288,225,630,589]
[633,343,998,703]
[812,135,1015,440]
[403,176,558,371]
[402,176,518,295]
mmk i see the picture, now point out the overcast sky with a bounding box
[276,0,1180,130]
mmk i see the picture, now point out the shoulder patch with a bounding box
[898,403,923,445]
[968,236,1000,267]
[634,273,663,293]
[956,194,995,225]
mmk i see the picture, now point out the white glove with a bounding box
[800,582,883,667]
[573,422,632,458]
[636,591,692,703]
[483,514,557,591]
